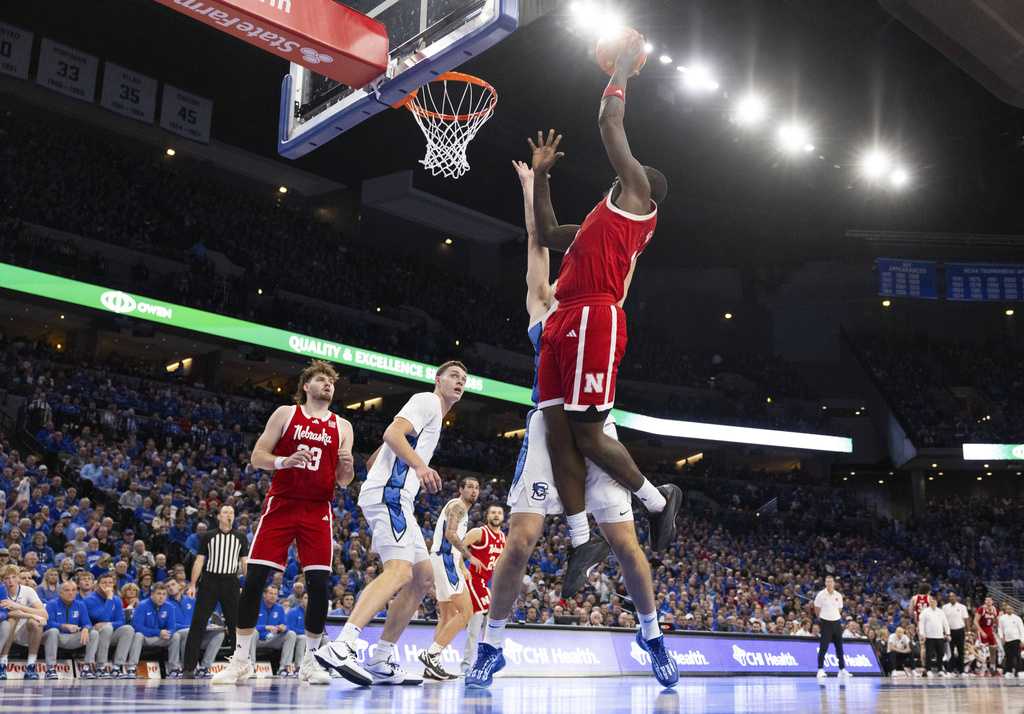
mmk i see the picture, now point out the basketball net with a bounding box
[399,72,497,180]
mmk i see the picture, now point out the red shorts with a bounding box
[537,304,627,412]
[979,627,997,646]
[468,575,491,614]
[248,495,333,572]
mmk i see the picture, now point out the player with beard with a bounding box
[460,503,506,675]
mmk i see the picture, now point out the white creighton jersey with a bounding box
[358,392,444,510]
[430,498,468,556]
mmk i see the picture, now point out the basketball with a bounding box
[595,27,648,77]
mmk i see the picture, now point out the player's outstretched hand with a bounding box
[281,450,313,469]
[512,159,533,185]
[416,465,442,493]
[528,130,564,173]
[615,32,646,76]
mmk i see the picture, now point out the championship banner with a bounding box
[0,262,853,453]
[150,0,388,88]
[101,62,159,124]
[323,621,882,677]
[36,38,99,102]
[947,262,1024,302]
[0,22,34,79]
[160,85,214,143]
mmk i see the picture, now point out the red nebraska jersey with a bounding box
[912,594,930,620]
[268,405,340,502]
[554,195,657,308]
[976,605,997,630]
[468,526,506,614]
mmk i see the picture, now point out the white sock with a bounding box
[338,622,361,644]
[27,654,37,666]
[484,618,507,649]
[0,655,7,665]
[369,640,396,663]
[235,632,255,661]
[428,641,443,656]
[306,633,322,653]
[566,512,590,548]
[639,612,661,641]
[634,479,666,513]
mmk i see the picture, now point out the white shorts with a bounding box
[507,409,633,524]
[429,552,467,602]
[361,502,430,565]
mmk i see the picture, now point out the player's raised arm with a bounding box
[530,130,579,252]
[598,33,652,215]
[251,405,311,471]
[514,160,553,315]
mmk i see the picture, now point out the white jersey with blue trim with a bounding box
[430,498,469,556]
[528,302,559,405]
[358,392,444,511]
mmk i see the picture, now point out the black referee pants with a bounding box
[947,628,965,673]
[184,573,239,672]
[817,619,845,669]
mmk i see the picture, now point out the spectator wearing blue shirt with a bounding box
[28,532,54,566]
[128,583,180,677]
[79,456,102,485]
[185,523,208,556]
[287,592,317,669]
[36,568,61,602]
[82,572,135,678]
[252,585,298,677]
[166,579,224,677]
[42,581,91,679]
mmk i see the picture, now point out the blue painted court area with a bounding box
[2,677,1024,714]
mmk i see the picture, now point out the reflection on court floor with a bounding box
[0,676,1023,714]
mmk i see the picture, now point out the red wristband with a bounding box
[603,84,625,101]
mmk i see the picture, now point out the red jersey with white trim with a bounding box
[468,526,506,614]
[912,594,930,621]
[268,405,340,502]
[554,194,657,307]
[976,605,997,630]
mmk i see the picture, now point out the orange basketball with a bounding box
[595,27,648,77]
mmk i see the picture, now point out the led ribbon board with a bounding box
[1,263,852,453]
[963,444,1024,461]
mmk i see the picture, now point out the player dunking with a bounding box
[975,596,999,675]
[315,361,467,686]
[419,476,482,680]
[465,159,678,689]
[213,360,350,685]
[460,503,506,675]
[530,33,681,588]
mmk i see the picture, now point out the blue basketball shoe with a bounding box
[465,643,505,689]
[635,631,679,688]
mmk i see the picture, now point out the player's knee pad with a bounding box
[304,570,330,635]
[237,564,274,629]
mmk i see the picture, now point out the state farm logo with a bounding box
[301,48,334,65]
[101,290,136,314]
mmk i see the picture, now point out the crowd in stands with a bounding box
[0,108,820,432]
[854,332,1024,446]
[0,334,1022,678]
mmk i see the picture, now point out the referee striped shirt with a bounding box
[198,528,247,575]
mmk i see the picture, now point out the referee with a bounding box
[814,575,851,679]
[183,505,248,674]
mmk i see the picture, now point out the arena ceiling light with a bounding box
[860,149,892,180]
[889,168,910,188]
[678,64,720,93]
[732,94,768,128]
[659,54,673,65]
[777,123,812,155]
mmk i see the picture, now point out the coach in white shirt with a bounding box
[919,596,950,676]
[997,603,1024,678]
[813,576,851,679]
[942,592,968,674]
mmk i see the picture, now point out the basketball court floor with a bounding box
[2,677,1024,714]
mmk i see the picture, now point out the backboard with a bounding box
[277,0,518,159]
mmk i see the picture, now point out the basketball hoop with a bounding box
[395,72,497,179]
